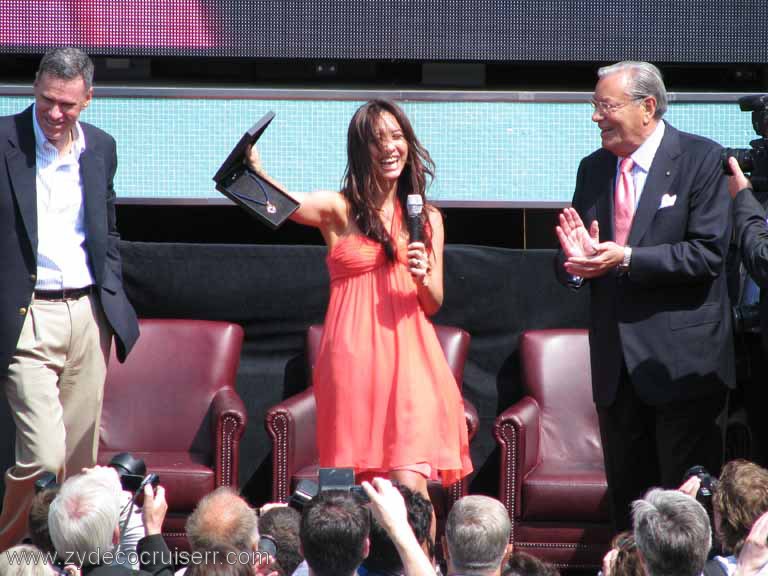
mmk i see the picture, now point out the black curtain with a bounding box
[0,243,589,505]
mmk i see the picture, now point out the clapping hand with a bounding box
[557,207,626,278]
[556,207,599,260]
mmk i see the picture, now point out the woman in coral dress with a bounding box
[253,99,472,504]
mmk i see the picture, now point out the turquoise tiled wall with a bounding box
[0,96,755,202]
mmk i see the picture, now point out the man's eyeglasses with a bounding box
[590,98,643,115]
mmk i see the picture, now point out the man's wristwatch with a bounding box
[618,246,632,273]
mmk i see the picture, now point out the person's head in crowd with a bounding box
[444,495,511,576]
[0,544,56,576]
[362,483,434,575]
[257,505,302,576]
[592,61,667,158]
[299,490,370,576]
[342,99,435,261]
[632,488,711,576]
[27,487,59,556]
[502,551,559,576]
[47,467,123,567]
[712,458,768,556]
[33,47,94,151]
[602,531,644,576]
[184,543,254,576]
[186,487,259,553]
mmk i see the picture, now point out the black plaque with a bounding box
[213,112,299,229]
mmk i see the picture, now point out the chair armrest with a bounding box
[493,396,541,519]
[265,387,318,502]
[463,398,479,442]
[211,388,248,488]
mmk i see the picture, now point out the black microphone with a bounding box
[406,194,424,243]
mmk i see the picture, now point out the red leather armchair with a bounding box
[98,319,247,551]
[265,324,479,513]
[494,329,613,570]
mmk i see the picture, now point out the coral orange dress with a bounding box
[314,213,473,486]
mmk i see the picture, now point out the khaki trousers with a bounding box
[0,293,111,550]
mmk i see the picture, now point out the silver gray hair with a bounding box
[598,61,668,119]
[48,468,122,567]
[36,47,94,91]
[445,495,510,576]
[0,544,56,576]
[632,488,711,576]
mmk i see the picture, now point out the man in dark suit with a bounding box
[727,156,768,467]
[0,47,139,549]
[555,61,734,531]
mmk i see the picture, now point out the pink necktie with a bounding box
[614,157,635,246]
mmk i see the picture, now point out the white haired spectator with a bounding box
[632,488,711,576]
[46,466,172,575]
[0,544,56,576]
[48,467,122,565]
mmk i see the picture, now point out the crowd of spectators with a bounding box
[6,458,768,576]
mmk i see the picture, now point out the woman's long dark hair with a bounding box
[341,99,436,261]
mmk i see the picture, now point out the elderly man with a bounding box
[47,466,172,575]
[556,60,734,531]
[0,46,139,549]
[185,487,259,553]
[632,488,711,576]
[180,486,261,576]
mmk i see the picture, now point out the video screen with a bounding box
[0,0,765,63]
[0,0,222,54]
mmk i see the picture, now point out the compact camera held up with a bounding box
[683,465,719,515]
[287,467,369,512]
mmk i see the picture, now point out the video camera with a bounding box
[287,467,369,512]
[109,452,160,493]
[722,94,768,195]
[34,452,160,495]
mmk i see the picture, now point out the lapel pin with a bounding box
[665,171,671,176]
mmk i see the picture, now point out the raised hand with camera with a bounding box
[362,478,434,576]
[141,482,168,537]
[728,156,754,200]
[729,150,768,290]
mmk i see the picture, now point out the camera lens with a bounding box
[258,535,277,557]
[722,148,754,175]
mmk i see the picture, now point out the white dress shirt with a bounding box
[32,104,94,291]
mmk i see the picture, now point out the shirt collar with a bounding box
[627,120,665,173]
[32,103,86,158]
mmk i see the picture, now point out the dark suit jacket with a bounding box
[557,122,735,407]
[733,186,768,347]
[0,106,139,379]
[734,187,768,286]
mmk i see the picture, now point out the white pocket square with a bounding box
[659,193,677,209]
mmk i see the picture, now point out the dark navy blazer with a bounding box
[0,106,139,379]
